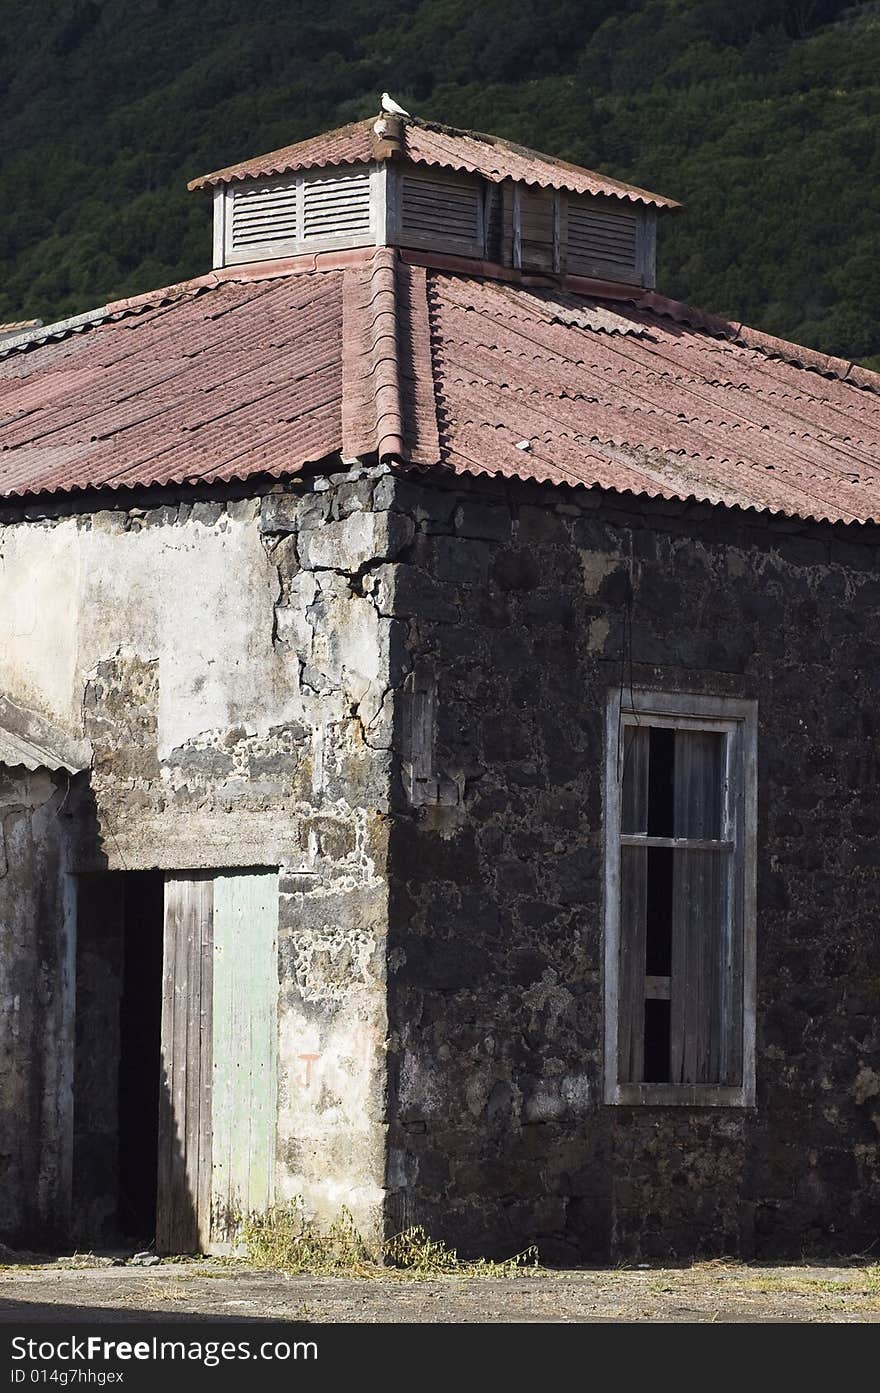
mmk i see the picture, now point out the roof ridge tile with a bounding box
[341,248,439,465]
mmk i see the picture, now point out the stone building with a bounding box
[0,110,878,1263]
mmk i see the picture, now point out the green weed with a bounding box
[238,1200,540,1280]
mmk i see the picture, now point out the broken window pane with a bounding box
[645,845,673,976]
[643,998,671,1083]
[647,725,675,837]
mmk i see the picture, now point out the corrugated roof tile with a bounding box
[426,271,880,523]
[0,270,349,498]
[188,115,678,209]
[1,248,877,526]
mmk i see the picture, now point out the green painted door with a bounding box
[210,869,279,1247]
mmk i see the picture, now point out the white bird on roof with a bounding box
[381,92,411,117]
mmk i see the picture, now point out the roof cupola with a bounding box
[189,104,679,290]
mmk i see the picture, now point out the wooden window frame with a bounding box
[603,689,757,1107]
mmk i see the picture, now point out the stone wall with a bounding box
[380,470,880,1262]
[3,459,878,1261]
[0,466,405,1245]
[0,765,73,1241]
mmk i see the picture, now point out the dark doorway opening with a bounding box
[73,871,164,1246]
[117,873,164,1238]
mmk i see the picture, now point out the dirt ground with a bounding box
[0,1254,878,1323]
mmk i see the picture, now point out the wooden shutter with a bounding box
[673,730,724,840]
[302,170,371,241]
[607,694,755,1106]
[210,869,279,1245]
[157,873,213,1255]
[670,848,728,1084]
[621,723,649,835]
[403,663,437,806]
[616,723,738,1089]
[484,184,503,263]
[669,731,732,1085]
[567,197,639,281]
[230,181,300,251]
[518,187,556,273]
[400,172,482,254]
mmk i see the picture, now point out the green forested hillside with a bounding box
[1,0,878,365]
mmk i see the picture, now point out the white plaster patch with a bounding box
[0,511,311,759]
[853,1067,880,1106]
[0,523,81,729]
[561,1073,591,1111]
[524,1088,566,1123]
[588,615,610,652]
[578,549,617,594]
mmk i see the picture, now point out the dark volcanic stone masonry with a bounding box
[380,470,880,1264]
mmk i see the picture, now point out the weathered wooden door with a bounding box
[156,873,213,1254]
[210,870,279,1246]
[156,869,278,1254]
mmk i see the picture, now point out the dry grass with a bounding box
[139,1281,193,1303]
[737,1263,880,1298]
[238,1200,540,1280]
[384,1225,539,1277]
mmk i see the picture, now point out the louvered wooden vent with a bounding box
[215,162,655,284]
[231,181,299,250]
[566,199,639,280]
[518,188,556,274]
[399,173,482,255]
[303,170,371,240]
[225,168,373,263]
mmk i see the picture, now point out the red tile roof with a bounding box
[1,248,878,525]
[188,115,678,210]
[427,272,880,524]
[189,119,375,190]
[0,270,348,497]
[342,249,441,464]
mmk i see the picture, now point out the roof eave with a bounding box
[186,114,679,209]
[0,697,91,775]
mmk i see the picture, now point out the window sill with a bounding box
[605,1083,754,1108]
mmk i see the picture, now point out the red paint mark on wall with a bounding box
[298,1053,320,1087]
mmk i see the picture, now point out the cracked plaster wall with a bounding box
[0,466,406,1243]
